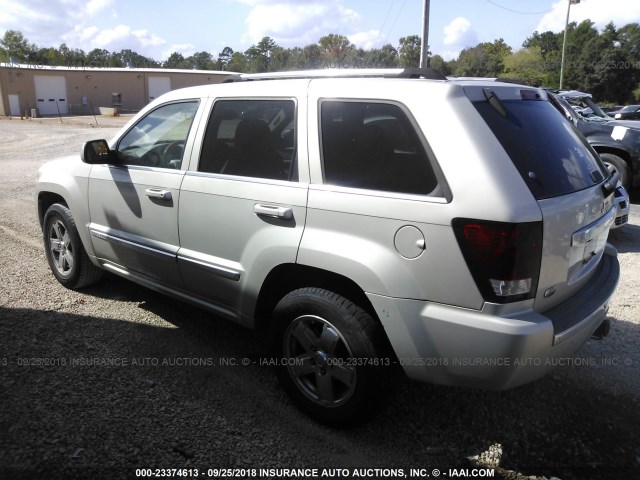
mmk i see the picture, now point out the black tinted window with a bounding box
[199,99,296,181]
[320,101,438,195]
[474,99,607,199]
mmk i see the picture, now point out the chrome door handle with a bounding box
[145,188,172,201]
[254,204,293,220]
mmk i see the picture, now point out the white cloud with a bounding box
[441,49,462,61]
[85,0,113,16]
[0,0,56,28]
[75,24,165,53]
[162,43,197,60]
[348,30,386,50]
[0,0,165,59]
[0,0,113,42]
[242,1,361,47]
[537,0,640,33]
[440,17,479,61]
[77,25,99,42]
[443,17,478,47]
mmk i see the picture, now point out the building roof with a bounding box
[0,62,233,76]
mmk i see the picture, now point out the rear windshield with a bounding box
[473,99,608,200]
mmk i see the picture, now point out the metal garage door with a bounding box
[148,76,171,102]
[34,76,68,115]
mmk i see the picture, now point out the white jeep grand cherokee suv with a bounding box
[36,68,620,426]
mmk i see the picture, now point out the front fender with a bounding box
[587,134,634,156]
[36,156,96,257]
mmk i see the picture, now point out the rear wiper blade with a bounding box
[483,88,508,118]
[601,169,620,197]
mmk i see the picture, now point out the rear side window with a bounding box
[199,99,296,181]
[320,101,438,195]
[473,99,607,200]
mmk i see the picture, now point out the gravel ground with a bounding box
[0,117,639,480]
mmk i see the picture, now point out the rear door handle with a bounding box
[254,204,293,220]
[145,188,172,201]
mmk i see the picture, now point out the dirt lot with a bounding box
[0,117,639,480]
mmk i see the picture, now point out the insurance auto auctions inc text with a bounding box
[179,467,496,478]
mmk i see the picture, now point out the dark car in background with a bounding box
[602,105,625,114]
[548,90,640,190]
[614,105,640,120]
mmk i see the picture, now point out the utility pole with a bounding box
[420,0,430,68]
[560,0,580,90]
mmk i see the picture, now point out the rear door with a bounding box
[469,86,614,312]
[177,85,309,319]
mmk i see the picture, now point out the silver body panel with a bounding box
[177,173,308,313]
[88,165,185,283]
[36,75,620,389]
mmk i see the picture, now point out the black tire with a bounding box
[272,287,395,427]
[43,203,103,289]
[600,153,629,189]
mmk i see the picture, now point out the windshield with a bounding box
[621,105,640,112]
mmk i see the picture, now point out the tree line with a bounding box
[1,21,639,103]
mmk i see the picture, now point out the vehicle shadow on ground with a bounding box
[608,224,640,253]
[2,278,639,480]
[0,304,282,480]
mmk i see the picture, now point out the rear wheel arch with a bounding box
[254,264,379,328]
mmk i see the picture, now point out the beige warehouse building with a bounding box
[0,62,231,117]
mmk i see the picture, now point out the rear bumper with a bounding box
[368,246,620,390]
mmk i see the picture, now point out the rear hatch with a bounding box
[467,84,615,311]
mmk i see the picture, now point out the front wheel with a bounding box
[43,203,102,289]
[272,287,395,427]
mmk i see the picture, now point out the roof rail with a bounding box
[392,67,447,80]
[494,77,539,87]
[222,74,243,83]
[222,67,446,82]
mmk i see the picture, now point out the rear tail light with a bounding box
[452,219,543,304]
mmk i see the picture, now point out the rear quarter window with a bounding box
[320,101,439,196]
[473,99,607,200]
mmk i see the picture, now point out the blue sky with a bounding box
[1,0,640,62]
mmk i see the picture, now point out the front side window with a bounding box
[320,101,438,195]
[198,99,296,181]
[117,101,199,169]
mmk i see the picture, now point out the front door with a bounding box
[88,100,201,285]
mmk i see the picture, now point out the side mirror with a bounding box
[82,139,116,164]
